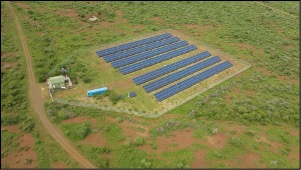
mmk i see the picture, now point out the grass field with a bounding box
[2,1,299,168]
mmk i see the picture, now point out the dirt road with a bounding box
[5,2,96,168]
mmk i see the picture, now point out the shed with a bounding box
[49,75,66,89]
[87,87,108,97]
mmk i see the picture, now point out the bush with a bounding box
[177,163,184,168]
[144,162,152,168]
[230,136,242,146]
[123,141,131,148]
[27,10,34,15]
[214,151,223,158]
[20,117,35,132]
[1,114,20,125]
[75,123,90,139]
[95,146,110,154]
[62,123,90,140]
[116,117,123,123]
[133,136,144,146]
[83,77,91,83]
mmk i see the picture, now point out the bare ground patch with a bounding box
[1,52,18,58]
[206,133,229,149]
[118,120,150,140]
[1,133,38,168]
[287,146,299,162]
[276,75,299,85]
[150,17,164,22]
[134,24,144,29]
[110,79,133,90]
[1,125,19,134]
[255,133,283,153]
[79,132,107,147]
[287,129,299,137]
[1,62,18,70]
[241,153,261,168]
[55,9,78,17]
[16,2,30,9]
[225,124,247,136]
[62,116,97,126]
[191,150,207,168]
[139,130,206,157]
[225,95,231,104]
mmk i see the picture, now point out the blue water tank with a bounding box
[87,87,108,97]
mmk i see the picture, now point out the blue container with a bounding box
[87,87,108,97]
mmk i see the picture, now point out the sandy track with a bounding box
[5,2,96,168]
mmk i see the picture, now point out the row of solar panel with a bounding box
[120,45,197,75]
[143,56,222,93]
[96,33,171,57]
[154,61,233,102]
[111,41,188,68]
[103,37,180,63]
[133,51,211,85]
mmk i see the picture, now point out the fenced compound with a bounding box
[49,29,251,117]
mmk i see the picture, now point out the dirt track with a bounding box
[5,2,96,168]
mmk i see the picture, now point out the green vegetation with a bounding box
[94,90,123,105]
[61,122,91,141]
[133,136,145,146]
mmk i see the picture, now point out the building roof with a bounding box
[49,75,65,84]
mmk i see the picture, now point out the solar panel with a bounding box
[96,33,171,57]
[133,51,211,85]
[143,56,222,93]
[103,37,180,62]
[119,45,197,75]
[111,41,188,68]
[154,61,233,102]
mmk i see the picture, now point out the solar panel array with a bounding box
[154,61,233,102]
[133,51,211,85]
[143,56,222,93]
[103,37,180,62]
[119,45,197,75]
[96,33,171,57]
[111,41,188,68]
[96,32,234,102]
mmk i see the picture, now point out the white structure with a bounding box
[89,16,98,22]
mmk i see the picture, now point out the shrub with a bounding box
[95,146,110,154]
[83,77,91,83]
[230,136,242,146]
[27,10,34,15]
[1,114,20,125]
[134,136,144,146]
[245,131,255,137]
[75,123,90,139]
[214,151,223,158]
[63,123,90,140]
[123,141,131,148]
[116,117,123,123]
[177,162,184,168]
[20,117,35,132]
[211,128,218,134]
[144,162,152,168]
